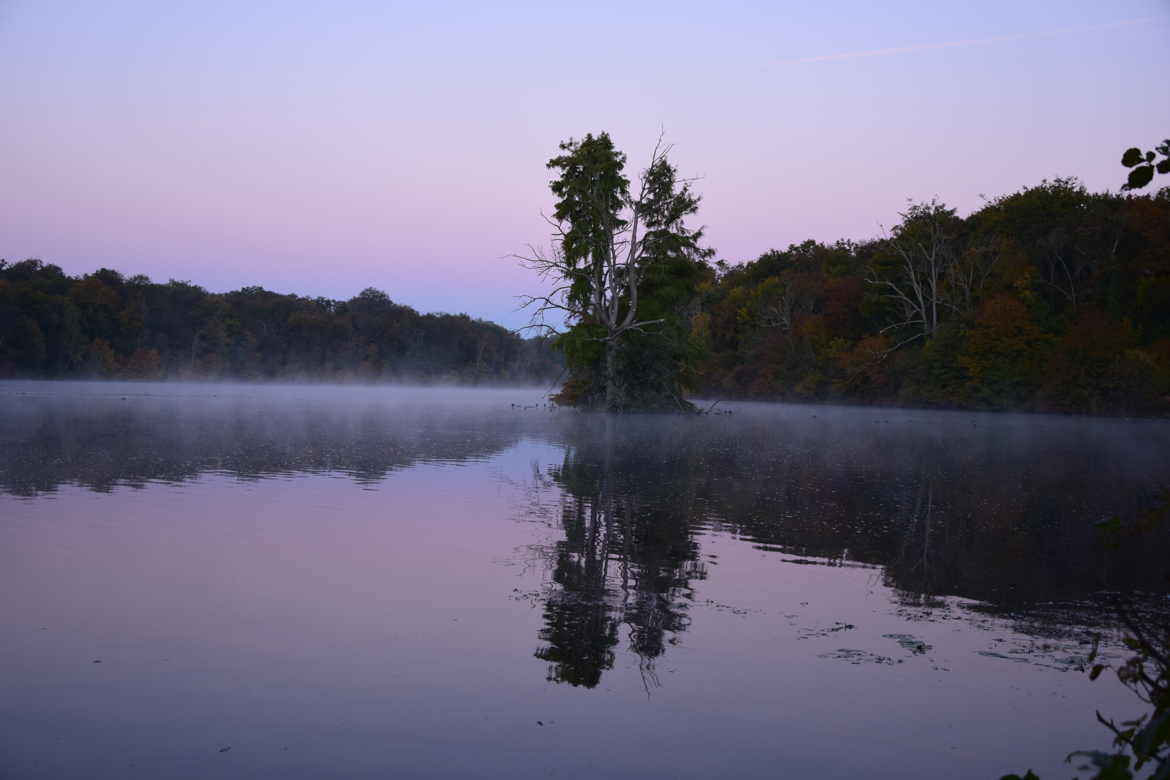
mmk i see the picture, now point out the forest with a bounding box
[692,179,1170,415]
[0,262,560,383]
[3,178,1169,415]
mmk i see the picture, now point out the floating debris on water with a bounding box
[977,650,1028,664]
[799,621,856,639]
[884,634,932,655]
[700,598,755,615]
[818,649,898,665]
[975,635,1101,672]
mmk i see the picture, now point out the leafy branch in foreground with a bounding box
[1001,609,1168,780]
[1121,140,1170,191]
[1070,604,1170,779]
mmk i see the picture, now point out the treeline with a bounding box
[693,180,1170,415]
[5,177,1168,410]
[0,263,561,383]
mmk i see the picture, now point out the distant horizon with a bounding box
[2,256,539,331]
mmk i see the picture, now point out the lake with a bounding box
[2,381,1168,779]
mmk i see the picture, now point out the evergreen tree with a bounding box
[518,133,712,411]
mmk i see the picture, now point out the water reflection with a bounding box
[526,410,1170,687]
[0,384,528,494]
[3,381,1168,689]
[535,419,706,688]
[4,383,1170,778]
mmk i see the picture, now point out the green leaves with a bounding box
[547,132,630,284]
[536,132,712,411]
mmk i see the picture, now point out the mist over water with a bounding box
[2,381,1168,779]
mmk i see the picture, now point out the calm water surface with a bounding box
[2,381,1169,779]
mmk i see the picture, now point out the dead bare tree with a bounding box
[868,200,958,348]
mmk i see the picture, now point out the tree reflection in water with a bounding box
[534,418,707,689]
[530,412,1170,689]
[3,385,1168,691]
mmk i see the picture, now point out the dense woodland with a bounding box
[3,178,1169,414]
[0,263,560,383]
[692,180,1170,415]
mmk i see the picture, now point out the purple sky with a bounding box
[2,1,1168,328]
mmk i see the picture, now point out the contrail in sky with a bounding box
[772,16,1160,66]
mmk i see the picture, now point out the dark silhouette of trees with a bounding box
[517,132,712,411]
[0,262,560,383]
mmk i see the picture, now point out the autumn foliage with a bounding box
[693,180,1170,415]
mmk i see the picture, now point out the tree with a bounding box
[517,132,710,411]
[0,260,560,382]
[868,200,960,348]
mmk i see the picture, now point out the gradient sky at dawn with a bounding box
[2,1,1168,328]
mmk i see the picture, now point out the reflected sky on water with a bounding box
[2,381,1168,779]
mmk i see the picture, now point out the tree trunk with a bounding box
[604,337,623,412]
